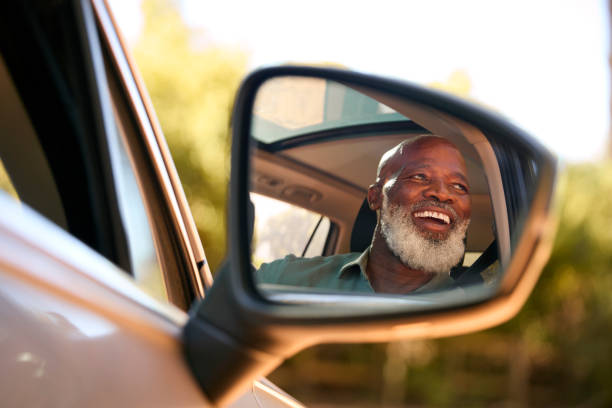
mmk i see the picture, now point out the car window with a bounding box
[0,56,69,230]
[105,109,167,302]
[0,34,167,303]
[251,192,331,266]
[252,77,408,144]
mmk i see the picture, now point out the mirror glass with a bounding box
[248,75,538,307]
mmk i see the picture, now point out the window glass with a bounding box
[1,52,167,302]
[303,217,331,258]
[463,252,482,266]
[107,110,168,302]
[0,8,172,304]
[0,55,67,229]
[251,193,331,266]
[252,77,408,144]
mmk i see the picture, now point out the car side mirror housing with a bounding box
[183,66,557,406]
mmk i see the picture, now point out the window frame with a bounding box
[92,0,212,308]
[0,0,211,310]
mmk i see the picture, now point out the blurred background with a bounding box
[109,0,612,406]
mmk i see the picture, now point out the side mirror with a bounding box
[183,66,557,406]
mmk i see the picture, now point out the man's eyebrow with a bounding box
[402,163,432,172]
[402,163,470,185]
[451,171,469,185]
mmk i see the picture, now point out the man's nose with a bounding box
[423,180,454,203]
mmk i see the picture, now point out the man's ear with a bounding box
[367,183,382,211]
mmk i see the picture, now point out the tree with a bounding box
[133,0,246,271]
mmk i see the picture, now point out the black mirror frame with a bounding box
[183,66,557,406]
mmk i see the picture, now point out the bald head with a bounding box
[376,135,465,185]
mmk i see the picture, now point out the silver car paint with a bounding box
[0,194,298,407]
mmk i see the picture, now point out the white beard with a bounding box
[380,195,470,275]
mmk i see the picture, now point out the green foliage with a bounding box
[270,162,612,406]
[502,161,612,404]
[133,0,246,271]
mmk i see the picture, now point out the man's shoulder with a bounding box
[257,252,361,286]
[260,252,359,271]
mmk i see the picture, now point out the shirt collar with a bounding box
[337,248,370,280]
[412,270,454,293]
[337,247,455,293]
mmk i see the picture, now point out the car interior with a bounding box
[246,78,519,295]
[250,109,508,288]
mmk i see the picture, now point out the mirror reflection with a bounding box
[248,75,532,303]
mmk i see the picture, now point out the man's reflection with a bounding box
[257,135,474,294]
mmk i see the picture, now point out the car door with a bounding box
[0,0,301,406]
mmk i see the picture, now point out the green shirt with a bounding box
[256,248,456,294]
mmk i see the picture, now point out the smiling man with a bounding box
[257,135,473,294]
[364,135,471,293]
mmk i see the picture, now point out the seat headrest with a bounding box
[350,198,377,253]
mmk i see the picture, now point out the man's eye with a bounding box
[452,183,468,193]
[410,174,427,181]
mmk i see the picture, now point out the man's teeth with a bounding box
[414,211,450,224]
